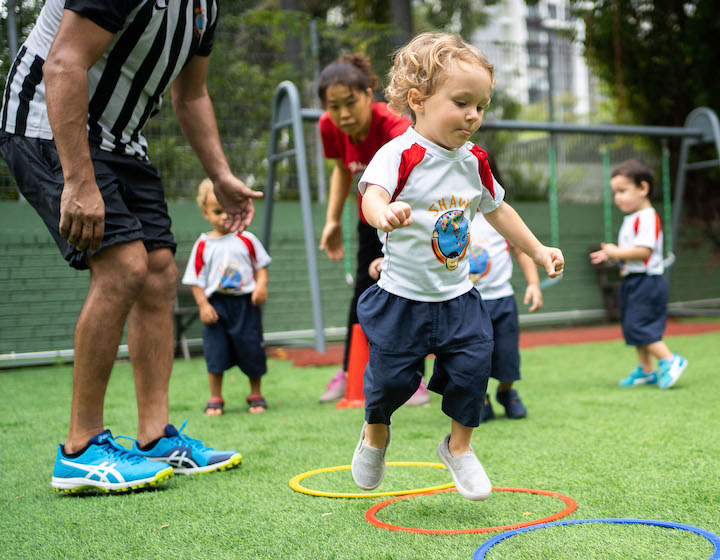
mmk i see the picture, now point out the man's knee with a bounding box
[89,242,149,298]
[146,249,178,301]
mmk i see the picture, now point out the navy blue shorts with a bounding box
[619,273,668,346]
[0,132,175,270]
[357,284,494,428]
[483,295,521,383]
[202,293,267,378]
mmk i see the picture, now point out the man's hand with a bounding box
[59,179,105,253]
[212,175,263,233]
[319,220,345,260]
[377,201,412,232]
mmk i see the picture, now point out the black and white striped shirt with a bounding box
[1,0,217,159]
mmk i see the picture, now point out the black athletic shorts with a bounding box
[0,131,176,270]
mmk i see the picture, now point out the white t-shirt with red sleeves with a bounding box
[182,231,271,298]
[469,213,514,300]
[358,126,505,302]
[618,207,664,276]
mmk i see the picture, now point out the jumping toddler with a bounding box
[352,33,564,500]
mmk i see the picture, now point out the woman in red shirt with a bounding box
[316,53,428,405]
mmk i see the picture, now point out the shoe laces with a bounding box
[169,420,212,452]
[98,438,145,465]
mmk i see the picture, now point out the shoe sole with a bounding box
[171,452,243,475]
[620,377,657,387]
[51,466,174,493]
[659,360,687,389]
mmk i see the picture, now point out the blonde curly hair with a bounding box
[196,178,215,209]
[385,33,495,122]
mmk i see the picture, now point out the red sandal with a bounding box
[246,394,267,414]
[204,397,225,416]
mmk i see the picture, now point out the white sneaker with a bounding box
[351,422,390,490]
[436,434,492,501]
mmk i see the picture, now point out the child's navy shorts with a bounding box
[357,284,494,428]
[0,132,176,270]
[483,294,521,383]
[202,293,267,377]
[619,273,668,346]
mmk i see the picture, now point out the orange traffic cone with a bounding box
[336,323,368,409]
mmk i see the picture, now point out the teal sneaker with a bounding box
[658,353,688,389]
[121,420,242,475]
[619,366,658,387]
[51,429,173,493]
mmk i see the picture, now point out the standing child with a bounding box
[183,179,272,415]
[470,212,543,421]
[590,159,687,388]
[353,33,564,501]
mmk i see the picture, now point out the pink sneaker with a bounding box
[405,379,430,407]
[318,369,347,403]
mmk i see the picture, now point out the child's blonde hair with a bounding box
[385,33,495,122]
[196,178,215,209]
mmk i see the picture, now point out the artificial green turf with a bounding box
[1,332,719,559]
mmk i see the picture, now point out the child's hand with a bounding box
[535,246,564,278]
[368,257,383,280]
[199,302,219,324]
[590,243,619,264]
[377,201,412,232]
[524,284,543,312]
[252,286,267,306]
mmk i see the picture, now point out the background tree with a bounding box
[573,0,720,128]
[572,0,720,253]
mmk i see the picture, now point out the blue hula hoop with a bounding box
[473,518,720,560]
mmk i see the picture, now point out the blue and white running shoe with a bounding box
[124,420,242,475]
[52,430,173,493]
[619,365,658,387]
[659,353,688,389]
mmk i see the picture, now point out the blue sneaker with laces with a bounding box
[51,429,174,493]
[123,420,242,475]
[619,366,658,387]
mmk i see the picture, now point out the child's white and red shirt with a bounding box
[617,207,664,276]
[358,126,505,302]
[468,213,514,300]
[182,231,271,297]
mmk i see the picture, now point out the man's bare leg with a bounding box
[126,248,177,446]
[65,241,149,453]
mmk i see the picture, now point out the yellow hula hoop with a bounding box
[289,461,454,498]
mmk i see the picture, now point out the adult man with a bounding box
[0,0,261,492]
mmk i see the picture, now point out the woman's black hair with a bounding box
[317,53,379,105]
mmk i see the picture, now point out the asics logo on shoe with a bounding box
[60,459,125,483]
[148,449,199,469]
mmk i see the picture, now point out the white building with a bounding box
[472,0,594,120]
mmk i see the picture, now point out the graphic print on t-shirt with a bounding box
[468,240,491,283]
[431,209,470,271]
[218,262,243,293]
